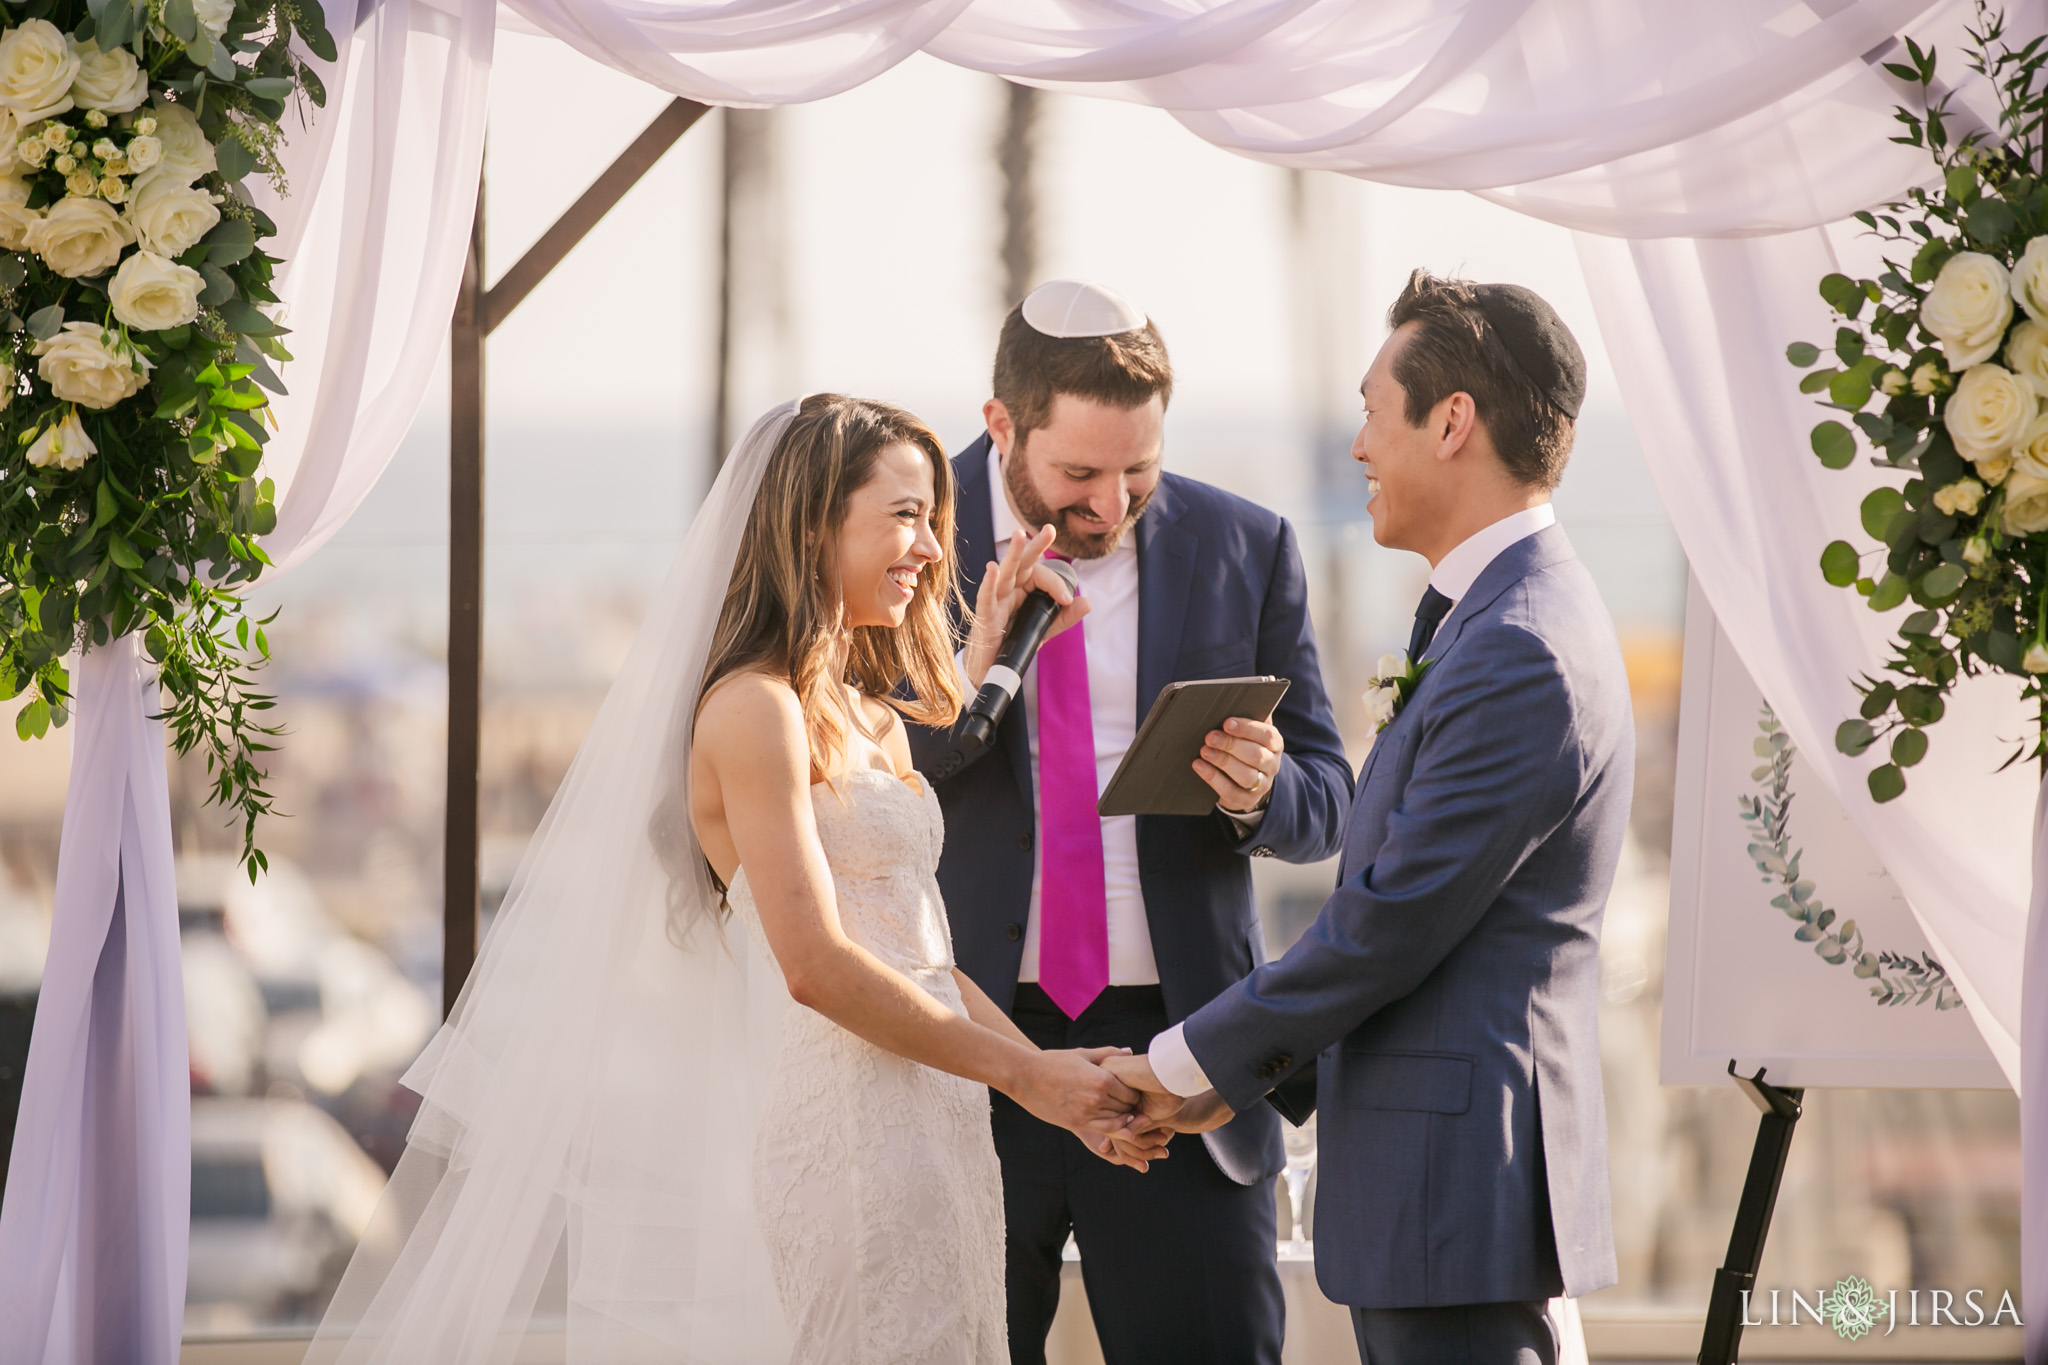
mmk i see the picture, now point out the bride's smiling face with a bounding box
[832,442,945,630]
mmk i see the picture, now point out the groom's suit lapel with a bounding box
[954,437,1036,813]
[1347,523,1578,838]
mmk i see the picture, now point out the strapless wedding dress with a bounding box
[729,767,1007,1364]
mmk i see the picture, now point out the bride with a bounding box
[307,396,1159,1365]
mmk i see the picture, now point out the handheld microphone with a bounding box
[928,558,1079,780]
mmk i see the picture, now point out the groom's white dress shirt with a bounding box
[1145,501,1559,1096]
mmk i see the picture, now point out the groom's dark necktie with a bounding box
[1408,585,1454,662]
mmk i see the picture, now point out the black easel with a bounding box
[1697,1061,1804,1365]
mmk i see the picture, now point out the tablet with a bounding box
[1096,676,1292,817]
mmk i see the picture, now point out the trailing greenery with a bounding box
[1739,707,1962,1009]
[0,0,330,876]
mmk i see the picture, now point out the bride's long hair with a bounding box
[697,393,964,775]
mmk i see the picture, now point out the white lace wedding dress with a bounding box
[729,766,1007,1364]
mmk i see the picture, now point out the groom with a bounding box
[1116,271,1634,1364]
[910,281,1351,1363]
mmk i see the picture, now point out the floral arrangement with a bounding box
[0,0,332,874]
[1788,7,2048,801]
[1362,650,1429,733]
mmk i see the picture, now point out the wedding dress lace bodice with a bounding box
[729,767,1006,1364]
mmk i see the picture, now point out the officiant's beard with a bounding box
[1004,446,1153,560]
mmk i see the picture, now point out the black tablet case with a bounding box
[1096,676,1292,817]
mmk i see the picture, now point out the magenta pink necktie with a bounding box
[1035,588,1109,1020]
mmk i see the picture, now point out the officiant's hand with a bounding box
[1196,716,1284,814]
[1010,1045,1141,1133]
[964,524,1089,689]
[1102,1054,1236,1134]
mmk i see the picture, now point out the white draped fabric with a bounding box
[8,0,2046,1357]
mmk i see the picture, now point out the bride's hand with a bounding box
[1009,1045,1140,1132]
[1077,1122,1173,1173]
[963,524,1089,689]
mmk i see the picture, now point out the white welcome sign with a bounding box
[1662,578,2006,1089]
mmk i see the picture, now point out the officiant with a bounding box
[908,281,1352,1364]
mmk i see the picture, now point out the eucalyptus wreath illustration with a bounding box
[1738,707,1963,1009]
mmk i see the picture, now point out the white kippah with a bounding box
[1020,279,1147,339]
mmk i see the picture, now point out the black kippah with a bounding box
[1470,283,1586,420]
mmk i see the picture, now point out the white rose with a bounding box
[0,358,13,408]
[2002,468,2048,536]
[2014,236,2048,325]
[136,100,212,187]
[109,250,202,331]
[1879,368,1907,396]
[1943,362,2037,458]
[1912,361,1949,396]
[0,164,36,250]
[1964,534,1991,565]
[1923,251,2016,370]
[26,194,133,276]
[0,22,78,124]
[125,172,218,257]
[1373,651,1407,684]
[2027,641,2048,674]
[24,406,95,470]
[124,134,159,174]
[2016,414,2048,481]
[1362,683,1397,731]
[33,321,146,409]
[68,41,145,115]
[62,168,92,197]
[2008,319,2048,395]
[192,0,234,38]
[1976,449,2014,486]
[1933,478,1987,517]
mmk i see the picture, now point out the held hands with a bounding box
[1013,1046,1177,1173]
[1101,1053,1235,1135]
[1195,717,1284,814]
[964,525,1089,689]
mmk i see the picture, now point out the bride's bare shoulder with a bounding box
[695,670,804,756]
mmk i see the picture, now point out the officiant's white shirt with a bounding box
[990,446,1161,986]
[1147,501,1557,1096]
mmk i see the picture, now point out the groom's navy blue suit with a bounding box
[1183,524,1630,1343]
[908,436,1350,1363]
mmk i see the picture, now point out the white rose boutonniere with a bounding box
[1943,361,2037,458]
[24,406,95,470]
[1923,250,2016,369]
[0,21,79,124]
[1363,650,1431,733]
[33,320,147,408]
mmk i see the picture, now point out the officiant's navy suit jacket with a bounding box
[1183,523,1630,1308]
[907,435,1351,1185]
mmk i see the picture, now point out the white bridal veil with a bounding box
[306,401,802,1363]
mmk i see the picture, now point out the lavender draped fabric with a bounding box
[10,0,2048,1357]
[0,635,187,1364]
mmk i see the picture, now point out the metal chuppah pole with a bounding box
[440,99,711,1020]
